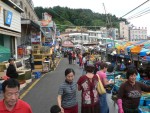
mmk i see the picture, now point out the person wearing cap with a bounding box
[117,68,150,113]
[0,78,32,113]
[77,61,100,113]
[6,58,19,79]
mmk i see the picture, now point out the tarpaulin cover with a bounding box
[116,42,133,54]
[62,40,74,47]
[126,45,134,52]
[146,56,150,61]
[130,45,143,54]
[139,48,150,56]
[0,46,10,53]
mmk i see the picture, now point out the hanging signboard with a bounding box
[31,32,41,44]
[3,9,13,26]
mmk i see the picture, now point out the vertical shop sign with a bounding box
[3,9,13,26]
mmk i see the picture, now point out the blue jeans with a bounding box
[99,93,109,113]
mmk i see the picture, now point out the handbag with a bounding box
[96,74,106,94]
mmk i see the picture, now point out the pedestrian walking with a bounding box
[51,52,56,67]
[77,61,100,113]
[72,51,76,64]
[29,52,34,74]
[57,68,78,113]
[96,62,114,113]
[0,78,32,113]
[68,51,73,64]
[78,53,83,68]
[117,68,150,113]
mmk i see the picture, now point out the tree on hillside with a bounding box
[34,6,128,32]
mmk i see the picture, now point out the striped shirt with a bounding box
[58,81,78,108]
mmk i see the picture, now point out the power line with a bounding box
[121,0,150,18]
[127,8,150,20]
[127,6,150,18]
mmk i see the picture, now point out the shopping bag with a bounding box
[96,74,106,94]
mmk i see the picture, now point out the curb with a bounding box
[20,58,61,99]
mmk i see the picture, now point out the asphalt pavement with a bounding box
[0,58,118,113]
[22,58,82,113]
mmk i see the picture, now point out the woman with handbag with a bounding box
[96,62,114,113]
[77,61,100,113]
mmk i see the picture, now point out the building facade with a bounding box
[108,28,119,40]
[119,21,129,40]
[129,27,147,41]
[11,0,40,58]
[0,0,23,62]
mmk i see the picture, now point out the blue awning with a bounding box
[139,48,150,56]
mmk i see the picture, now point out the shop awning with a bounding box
[130,45,143,54]
[0,27,21,37]
[21,19,40,30]
[62,40,74,48]
[139,48,150,56]
[116,42,133,54]
[2,0,24,13]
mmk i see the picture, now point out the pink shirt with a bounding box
[96,71,106,86]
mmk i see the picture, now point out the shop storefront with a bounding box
[0,0,23,61]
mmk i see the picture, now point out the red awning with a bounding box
[62,40,74,47]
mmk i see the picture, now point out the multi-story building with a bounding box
[108,28,119,40]
[68,30,102,45]
[11,0,40,58]
[0,0,23,62]
[69,33,89,45]
[119,21,129,40]
[129,27,147,41]
[119,22,147,41]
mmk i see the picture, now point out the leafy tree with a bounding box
[34,6,128,32]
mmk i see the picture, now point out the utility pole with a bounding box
[103,3,110,28]
[102,3,115,48]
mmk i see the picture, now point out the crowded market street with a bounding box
[19,58,117,113]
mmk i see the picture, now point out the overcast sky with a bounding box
[33,0,150,35]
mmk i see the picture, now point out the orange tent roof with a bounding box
[130,45,143,54]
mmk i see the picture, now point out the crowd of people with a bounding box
[1,49,150,113]
[57,50,150,113]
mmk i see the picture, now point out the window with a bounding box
[24,7,27,18]
[28,12,30,19]
[20,1,23,9]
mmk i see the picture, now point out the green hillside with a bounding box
[34,6,128,32]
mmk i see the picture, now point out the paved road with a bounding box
[22,58,118,113]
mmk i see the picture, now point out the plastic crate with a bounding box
[145,98,150,106]
[34,72,41,79]
[139,97,145,106]
[138,106,150,113]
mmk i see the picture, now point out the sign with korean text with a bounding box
[4,9,13,26]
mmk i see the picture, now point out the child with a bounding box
[50,105,61,113]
